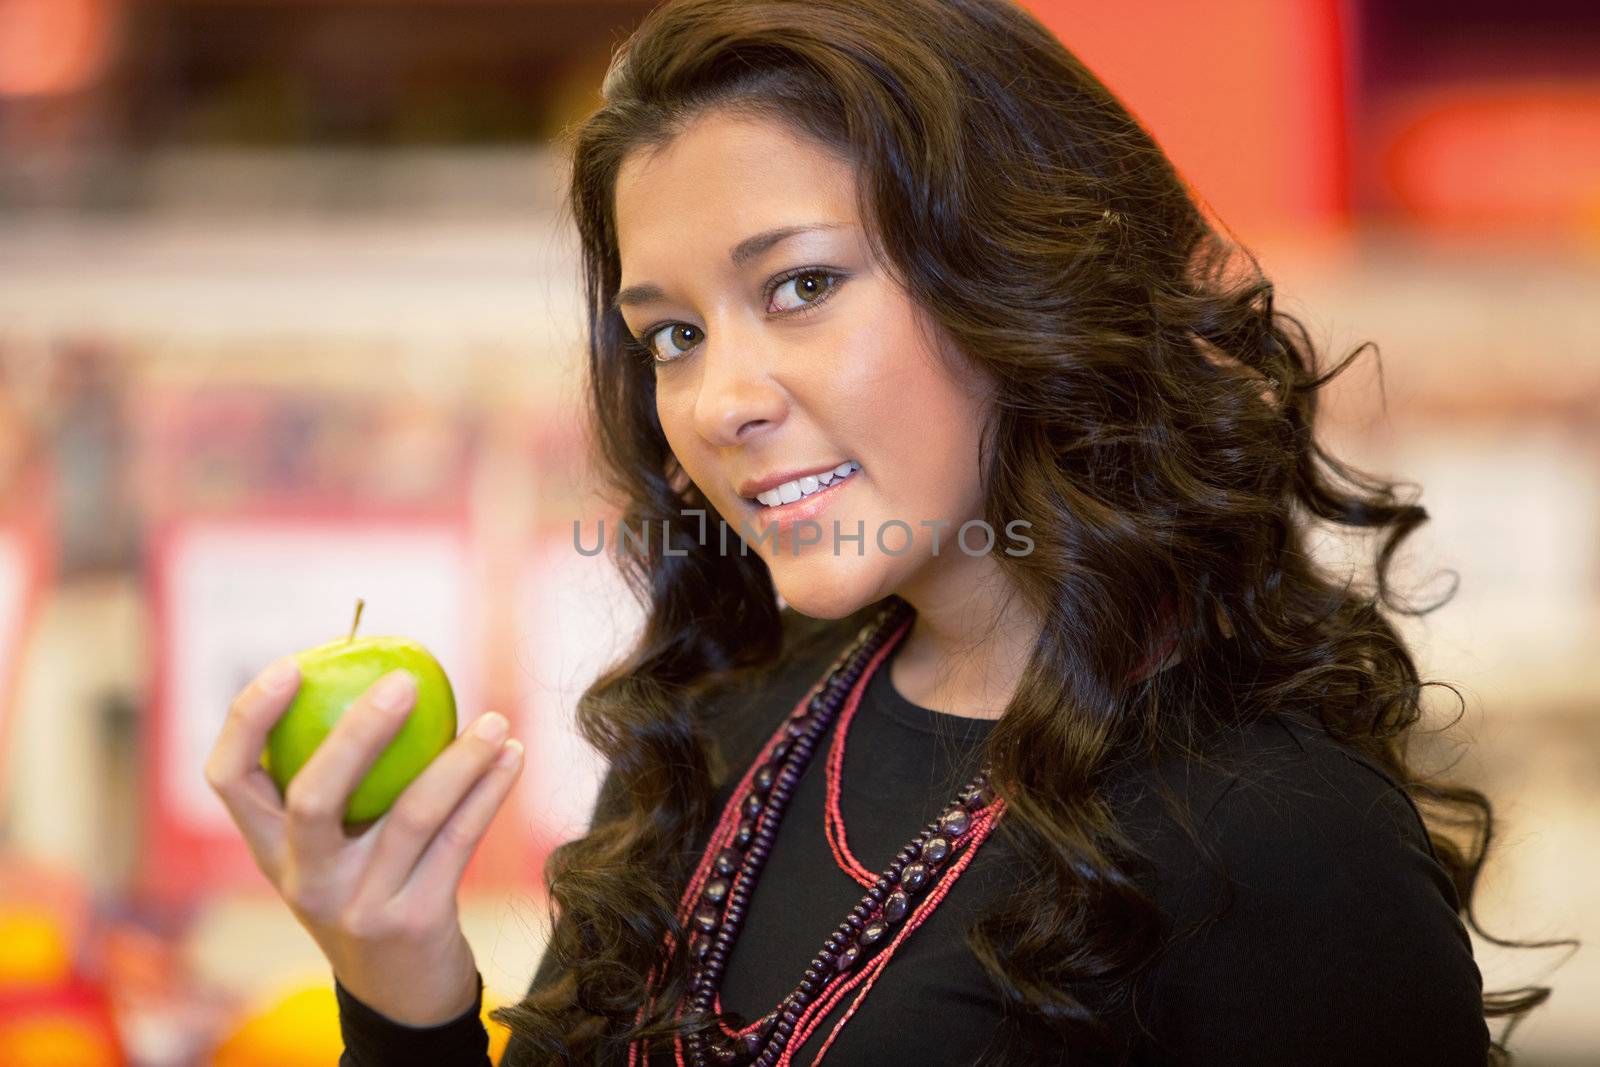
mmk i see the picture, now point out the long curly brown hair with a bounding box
[489,0,1569,1062]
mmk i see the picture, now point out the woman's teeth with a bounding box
[755,461,860,507]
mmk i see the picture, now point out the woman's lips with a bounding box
[744,466,860,544]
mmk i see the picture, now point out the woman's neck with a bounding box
[888,558,1042,722]
[892,574,1202,725]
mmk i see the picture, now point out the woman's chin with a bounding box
[769,557,886,621]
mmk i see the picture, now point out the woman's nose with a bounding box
[691,332,786,446]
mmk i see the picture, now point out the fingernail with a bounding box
[472,712,509,743]
[371,670,417,712]
[261,659,299,693]
[496,738,524,767]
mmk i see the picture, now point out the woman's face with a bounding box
[612,110,996,619]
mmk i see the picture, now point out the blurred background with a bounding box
[0,0,1595,1063]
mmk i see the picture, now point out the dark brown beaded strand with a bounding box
[624,600,1006,1067]
[679,604,911,1067]
[622,606,901,1067]
[762,786,1001,1065]
[623,594,1184,1065]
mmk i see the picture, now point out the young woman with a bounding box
[207,0,1559,1063]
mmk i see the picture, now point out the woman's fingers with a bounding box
[402,736,524,909]
[204,658,302,871]
[357,712,519,903]
[282,669,418,864]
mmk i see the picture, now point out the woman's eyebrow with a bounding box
[612,222,848,311]
[729,222,847,267]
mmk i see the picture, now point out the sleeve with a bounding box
[1140,751,1492,1066]
[336,969,491,1067]
[336,763,628,1067]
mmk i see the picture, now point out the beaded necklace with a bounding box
[626,599,1006,1067]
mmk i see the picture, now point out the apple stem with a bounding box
[348,598,365,643]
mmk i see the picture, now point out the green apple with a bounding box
[262,603,458,826]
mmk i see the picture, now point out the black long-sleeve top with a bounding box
[336,610,1492,1065]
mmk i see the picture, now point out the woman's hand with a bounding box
[204,657,525,1026]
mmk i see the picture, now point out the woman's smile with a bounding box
[742,461,863,541]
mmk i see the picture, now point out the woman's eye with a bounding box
[638,323,702,363]
[631,269,843,366]
[770,270,839,313]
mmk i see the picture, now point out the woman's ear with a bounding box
[666,454,693,496]
[1214,600,1236,639]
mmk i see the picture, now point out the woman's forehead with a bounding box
[614,114,858,252]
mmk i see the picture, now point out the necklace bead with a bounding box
[900,862,929,892]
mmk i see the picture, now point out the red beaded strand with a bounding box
[784,801,1005,1065]
[679,614,914,1064]
[627,608,907,1066]
[624,663,843,1067]
[620,602,1007,1067]
[821,669,892,888]
[617,596,1185,1066]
